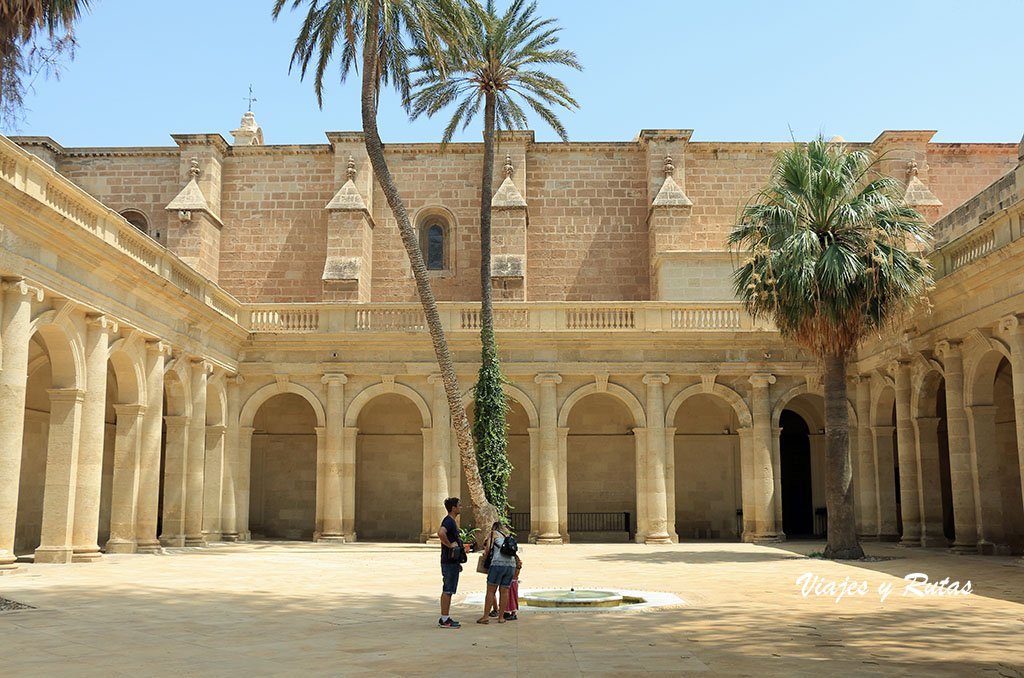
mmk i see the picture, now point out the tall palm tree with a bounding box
[273,0,500,537]
[0,0,90,126]
[729,136,932,559]
[408,0,579,523]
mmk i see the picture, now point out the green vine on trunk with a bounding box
[472,325,512,527]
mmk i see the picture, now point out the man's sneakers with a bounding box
[438,617,461,629]
[488,609,499,618]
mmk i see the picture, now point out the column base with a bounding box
[160,535,186,547]
[316,535,346,544]
[0,556,19,575]
[135,540,163,553]
[202,532,223,542]
[644,534,674,545]
[184,536,206,547]
[535,534,563,545]
[949,542,978,554]
[898,536,922,547]
[858,533,880,542]
[35,546,74,564]
[221,532,240,542]
[423,537,441,545]
[71,547,102,563]
[342,532,355,543]
[921,535,949,549]
[748,532,784,544]
[877,533,900,542]
[104,539,136,554]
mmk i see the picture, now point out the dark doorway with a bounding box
[780,410,814,537]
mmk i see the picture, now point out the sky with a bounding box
[6,0,1024,148]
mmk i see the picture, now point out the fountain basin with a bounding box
[520,589,643,608]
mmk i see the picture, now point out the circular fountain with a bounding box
[521,589,636,608]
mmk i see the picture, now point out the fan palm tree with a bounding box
[728,136,932,559]
[273,0,500,537]
[408,0,579,523]
[0,0,90,126]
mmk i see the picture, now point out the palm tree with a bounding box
[0,0,90,127]
[273,0,500,537]
[408,0,579,523]
[728,136,932,559]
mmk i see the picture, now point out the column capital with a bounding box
[642,373,670,385]
[934,339,963,358]
[313,426,327,437]
[1000,314,1024,335]
[855,373,872,385]
[86,314,119,333]
[343,426,359,434]
[748,373,776,388]
[871,425,895,434]
[535,373,562,384]
[427,373,443,384]
[190,358,214,375]
[1,277,44,301]
[205,425,227,435]
[164,415,189,428]
[239,426,256,436]
[965,404,998,415]
[228,374,244,386]
[47,387,85,404]
[113,404,146,417]
[887,358,912,378]
[321,373,348,385]
[146,340,172,356]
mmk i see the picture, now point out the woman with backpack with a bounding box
[476,521,518,624]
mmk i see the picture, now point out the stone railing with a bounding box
[931,200,1020,280]
[243,302,768,334]
[0,135,240,324]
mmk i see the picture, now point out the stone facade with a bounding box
[1,120,1022,572]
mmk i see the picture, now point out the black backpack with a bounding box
[499,534,518,557]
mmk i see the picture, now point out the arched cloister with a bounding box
[249,392,318,540]
[776,392,826,539]
[968,349,1024,553]
[158,359,190,545]
[671,391,742,540]
[355,392,426,541]
[912,369,955,545]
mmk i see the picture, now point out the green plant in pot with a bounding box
[459,527,478,553]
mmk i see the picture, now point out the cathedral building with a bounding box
[0,112,1022,570]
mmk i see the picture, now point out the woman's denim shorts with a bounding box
[487,564,515,588]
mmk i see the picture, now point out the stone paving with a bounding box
[0,540,1022,677]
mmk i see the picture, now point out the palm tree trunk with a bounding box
[479,91,496,348]
[822,351,864,559]
[359,0,498,541]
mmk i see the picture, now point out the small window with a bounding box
[120,210,150,236]
[427,223,444,270]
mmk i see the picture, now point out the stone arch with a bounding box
[106,338,144,406]
[119,209,150,235]
[872,381,897,427]
[912,368,945,418]
[344,381,430,428]
[29,310,83,389]
[771,384,855,430]
[460,382,539,429]
[206,375,227,427]
[967,347,1012,406]
[666,382,752,429]
[163,358,191,418]
[242,380,326,429]
[558,382,645,429]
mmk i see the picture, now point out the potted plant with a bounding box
[459,526,478,553]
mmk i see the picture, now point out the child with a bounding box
[504,555,522,620]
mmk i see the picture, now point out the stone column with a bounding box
[313,426,326,539]
[632,427,649,542]
[237,426,255,541]
[135,341,168,552]
[72,315,115,562]
[220,375,241,542]
[341,427,357,540]
[105,404,144,553]
[893,360,921,546]
[967,404,1002,552]
[664,427,677,541]
[319,374,347,542]
[912,416,946,547]
[936,339,977,551]
[0,279,36,572]
[202,425,225,541]
[872,425,900,540]
[426,374,451,540]
[35,388,86,563]
[160,416,189,546]
[737,427,754,539]
[642,374,672,543]
[185,359,210,546]
[1002,315,1024,523]
[534,374,562,543]
[855,376,878,539]
[527,427,540,540]
[749,374,779,540]
[557,427,569,541]
[771,426,784,535]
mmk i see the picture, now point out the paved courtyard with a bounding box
[0,540,1022,677]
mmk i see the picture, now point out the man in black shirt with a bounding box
[437,497,463,628]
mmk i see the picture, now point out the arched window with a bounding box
[418,213,451,272]
[120,210,150,236]
[426,223,444,270]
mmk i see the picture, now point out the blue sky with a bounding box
[7,0,1023,147]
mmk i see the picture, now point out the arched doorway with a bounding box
[14,335,52,557]
[994,359,1024,552]
[249,393,317,540]
[355,393,423,541]
[565,393,637,542]
[780,410,813,537]
[672,393,741,540]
